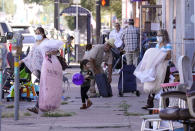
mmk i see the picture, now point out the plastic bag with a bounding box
[39,56,63,112]
[134,61,156,83]
[134,48,167,83]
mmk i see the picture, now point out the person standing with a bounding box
[109,23,124,74]
[65,35,74,65]
[79,59,93,109]
[141,29,172,109]
[121,19,139,65]
[109,22,123,49]
[19,27,63,114]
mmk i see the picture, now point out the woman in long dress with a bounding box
[20,27,63,114]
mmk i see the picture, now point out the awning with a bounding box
[60,5,91,16]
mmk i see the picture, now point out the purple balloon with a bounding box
[72,73,84,85]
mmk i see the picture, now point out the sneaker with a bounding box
[80,104,87,109]
[112,69,119,75]
[87,100,93,108]
[141,104,153,110]
[89,93,98,98]
[27,107,38,114]
[117,69,121,74]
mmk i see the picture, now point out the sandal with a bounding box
[27,107,39,114]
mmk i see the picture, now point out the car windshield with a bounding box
[1,23,11,33]
[12,26,30,34]
[23,36,36,43]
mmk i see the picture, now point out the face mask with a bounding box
[35,34,43,41]
[157,36,163,43]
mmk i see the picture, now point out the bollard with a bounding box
[11,33,23,120]
[0,48,3,102]
[0,40,4,131]
[14,56,20,120]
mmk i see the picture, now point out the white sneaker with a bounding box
[112,69,120,74]
[117,69,121,74]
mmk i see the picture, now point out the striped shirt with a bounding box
[121,25,139,52]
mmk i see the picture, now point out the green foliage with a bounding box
[23,112,32,116]
[6,105,14,109]
[65,16,75,30]
[61,102,68,105]
[24,0,52,5]
[118,102,131,111]
[24,0,41,4]
[0,0,16,15]
[42,112,75,117]
[2,112,14,118]
[101,0,122,21]
[124,112,146,116]
[80,0,95,14]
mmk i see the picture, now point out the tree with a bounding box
[101,0,122,21]
[80,0,95,15]
[24,0,48,4]
[0,0,16,15]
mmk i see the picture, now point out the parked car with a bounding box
[22,34,36,53]
[11,25,34,35]
[0,22,12,52]
[0,22,12,69]
[0,22,12,36]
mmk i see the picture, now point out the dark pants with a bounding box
[81,86,90,103]
[35,70,41,108]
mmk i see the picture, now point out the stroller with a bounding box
[3,48,38,101]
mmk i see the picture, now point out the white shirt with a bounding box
[109,28,123,48]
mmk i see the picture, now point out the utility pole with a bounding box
[96,0,101,44]
[73,0,80,62]
[54,0,60,30]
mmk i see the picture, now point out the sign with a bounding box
[73,0,81,4]
[60,0,69,3]
[151,23,160,31]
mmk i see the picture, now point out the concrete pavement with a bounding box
[1,67,151,131]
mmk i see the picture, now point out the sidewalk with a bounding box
[1,67,149,131]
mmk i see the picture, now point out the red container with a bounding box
[193,74,195,81]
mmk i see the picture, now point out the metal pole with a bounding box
[14,56,19,120]
[162,0,166,29]
[0,48,2,102]
[0,47,2,131]
[54,0,60,30]
[139,4,142,53]
[0,102,1,131]
[0,69,2,102]
[76,4,78,31]
[96,0,101,44]
[76,4,79,62]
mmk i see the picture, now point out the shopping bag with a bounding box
[39,56,63,112]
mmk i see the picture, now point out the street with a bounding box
[1,67,150,131]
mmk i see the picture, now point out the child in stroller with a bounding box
[2,47,36,101]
